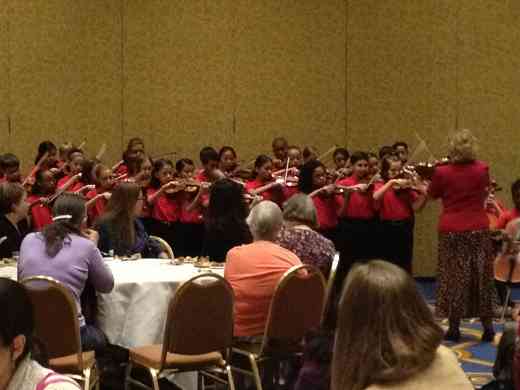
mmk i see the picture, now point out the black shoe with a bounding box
[481,329,495,342]
[444,328,461,342]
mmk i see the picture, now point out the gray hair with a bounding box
[247,200,283,241]
[283,194,318,229]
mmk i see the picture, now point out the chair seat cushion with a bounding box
[49,351,96,374]
[129,344,225,370]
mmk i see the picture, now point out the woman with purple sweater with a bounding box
[18,194,114,352]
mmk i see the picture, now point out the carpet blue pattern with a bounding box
[416,279,520,389]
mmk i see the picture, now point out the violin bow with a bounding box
[77,140,87,151]
[152,151,177,159]
[317,145,337,163]
[283,157,290,184]
[413,132,436,162]
[96,143,107,161]
[22,151,49,186]
[111,160,124,172]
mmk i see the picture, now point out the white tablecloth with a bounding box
[0,265,17,280]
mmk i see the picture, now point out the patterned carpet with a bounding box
[417,278,520,389]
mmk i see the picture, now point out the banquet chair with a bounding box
[125,273,236,390]
[322,252,340,325]
[150,235,175,259]
[21,276,100,390]
[231,264,326,390]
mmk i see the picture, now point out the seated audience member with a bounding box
[18,194,114,352]
[0,183,29,259]
[225,201,301,337]
[96,182,167,258]
[294,329,333,390]
[277,194,335,277]
[481,321,516,390]
[0,278,80,390]
[0,154,22,184]
[203,179,252,262]
[331,260,472,390]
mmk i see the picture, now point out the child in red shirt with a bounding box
[86,164,114,225]
[373,157,427,273]
[218,146,238,177]
[27,170,56,231]
[176,158,207,257]
[56,148,85,192]
[299,160,342,247]
[495,179,520,230]
[147,159,180,251]
[246,155,288,207]
[336,151,378,271]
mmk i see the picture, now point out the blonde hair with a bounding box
[449,129,477,163]
[331,260,443,390]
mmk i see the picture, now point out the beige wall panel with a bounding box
[346,0,458,276]
[67,1,122,165]
[9,1,76,170]
[9,1,121,170]
[124,0,234,163]
[233,1,346,163]
[456,0,520,209]
[0,0,9,150]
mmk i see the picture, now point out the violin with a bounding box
[404,157,450,181]
[163,179,211,194]
[493,220,520,319]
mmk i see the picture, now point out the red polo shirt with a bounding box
[374,182,418,221]
[429,160,490,232]
[86,188,108,224]
[147,188,179,222]
[27,195,53,231]
[312,193,342,230]
[336,176,376,219]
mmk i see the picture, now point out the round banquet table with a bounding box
[1,258,225,390]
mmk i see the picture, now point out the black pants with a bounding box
[335,218,379,290]
[176,222,205,257]
[147,219,178,254]
[379,219,414,274]
[318,227,339,251]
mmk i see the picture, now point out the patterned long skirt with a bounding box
[436,229,496,319]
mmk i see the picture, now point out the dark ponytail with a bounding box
[42,193,86,257]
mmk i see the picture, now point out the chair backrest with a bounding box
[150,235,175,259]
[322,252,340,323]
[21,276,83,366]
[162,272,234,363]
[262,264,326,351]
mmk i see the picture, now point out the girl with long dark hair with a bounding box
[203,179,252,262]
[18,193,114,351]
